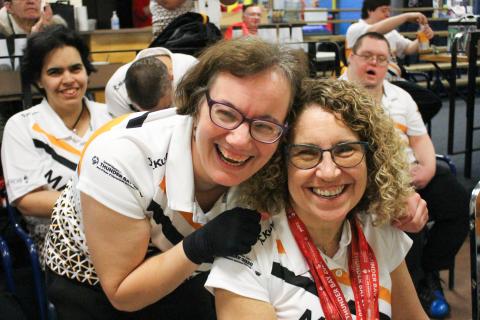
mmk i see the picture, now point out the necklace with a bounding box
[71,102,85,133]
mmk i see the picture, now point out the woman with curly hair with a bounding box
[205,78,428,320]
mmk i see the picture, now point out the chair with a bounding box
[6,203,52,320]
[469,180,480,320]
[433,154,456,289]
[313,41,343,78]
[0,235,15,293]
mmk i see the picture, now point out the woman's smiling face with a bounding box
[38,45,88,112]
[287,105,368,227]
[191,69,291,190]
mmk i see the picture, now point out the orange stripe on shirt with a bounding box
[276,240,286,254]
[32,123,82,156]
[334,269,391,304]
[160,177,166,193]
[77,114,130,174]
[395,123,408,133]
[180,211,203,230]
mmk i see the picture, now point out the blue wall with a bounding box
[337,0,361,35]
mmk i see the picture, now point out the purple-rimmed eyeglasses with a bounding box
[205,91,287,144]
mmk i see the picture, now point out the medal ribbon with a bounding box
[286,208,379,320]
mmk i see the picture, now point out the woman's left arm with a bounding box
[14,188,60,217]
[215,288,277,320]
[391,261,428,320]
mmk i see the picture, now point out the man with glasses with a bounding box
[345,0,441,124]
[224,3,262,39]
[342,32,469,320]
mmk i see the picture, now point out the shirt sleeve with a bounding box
[172,55,198,89]
[1,115,48,202]
[398,87,427,137]
[105,63,134,118]
[205,220,274,303]
[346,21,369,48]
[365,219,412,273]
[390,30,413,58]
[77,132,153,219]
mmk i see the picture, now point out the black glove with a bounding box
[182,207,261,264]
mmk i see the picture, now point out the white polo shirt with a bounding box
[105,47,197,118]
[206,212,412,320]
[338,74,426,164]
[382,80,427,164]
[346,19,412,59]
[44,109,239,285]
[1,98,111,258]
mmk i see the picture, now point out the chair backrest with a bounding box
[0,235,15,293]
[316,41,341,77]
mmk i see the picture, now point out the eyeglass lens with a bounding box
[288,142,367,169]
[358,53,389,65]
[208,97,284,143]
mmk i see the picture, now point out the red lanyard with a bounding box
[286,208,379,320]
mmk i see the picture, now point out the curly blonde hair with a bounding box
[238,78,413,225]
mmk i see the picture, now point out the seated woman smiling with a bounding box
[205,79,428,320]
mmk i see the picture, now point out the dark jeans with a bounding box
[392,80,443,124]
[405,165,469,286]
[46,269,216,320]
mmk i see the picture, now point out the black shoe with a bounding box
[417,271,450,319]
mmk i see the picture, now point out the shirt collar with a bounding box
[136,47,173,60]
[36,98,100,140]
[164,114,235,223]
[164,115,195,213]
[382,80,399,105]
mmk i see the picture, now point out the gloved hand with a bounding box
[183,207,261,264]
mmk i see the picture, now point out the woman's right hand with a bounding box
[183,208,261,264]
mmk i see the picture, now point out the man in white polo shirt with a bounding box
[342,31,469,320]
[105,47,197,117]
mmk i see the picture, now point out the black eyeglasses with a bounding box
[205,91,287,144]
[286,141,369,170]
[352,52,390,66]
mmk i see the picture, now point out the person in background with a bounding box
[1,25,111,262]
[150,0,193,38]
[105,46,196,117]
[132,0,152,28]
[0,0,67,142]
[150,0,236,38]
[206,78,428,320]
[224,3,262,39]
[0,0,66,36]
[346,0,442,124]
[343,31,469,319]
[125,56,172,111]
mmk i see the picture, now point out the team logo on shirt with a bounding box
[113,79,125,91]
[225,254,261,276]
[258,222,274,245]
[148,153,168,170]
[7,175,29,186]
[91,156,143,197]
